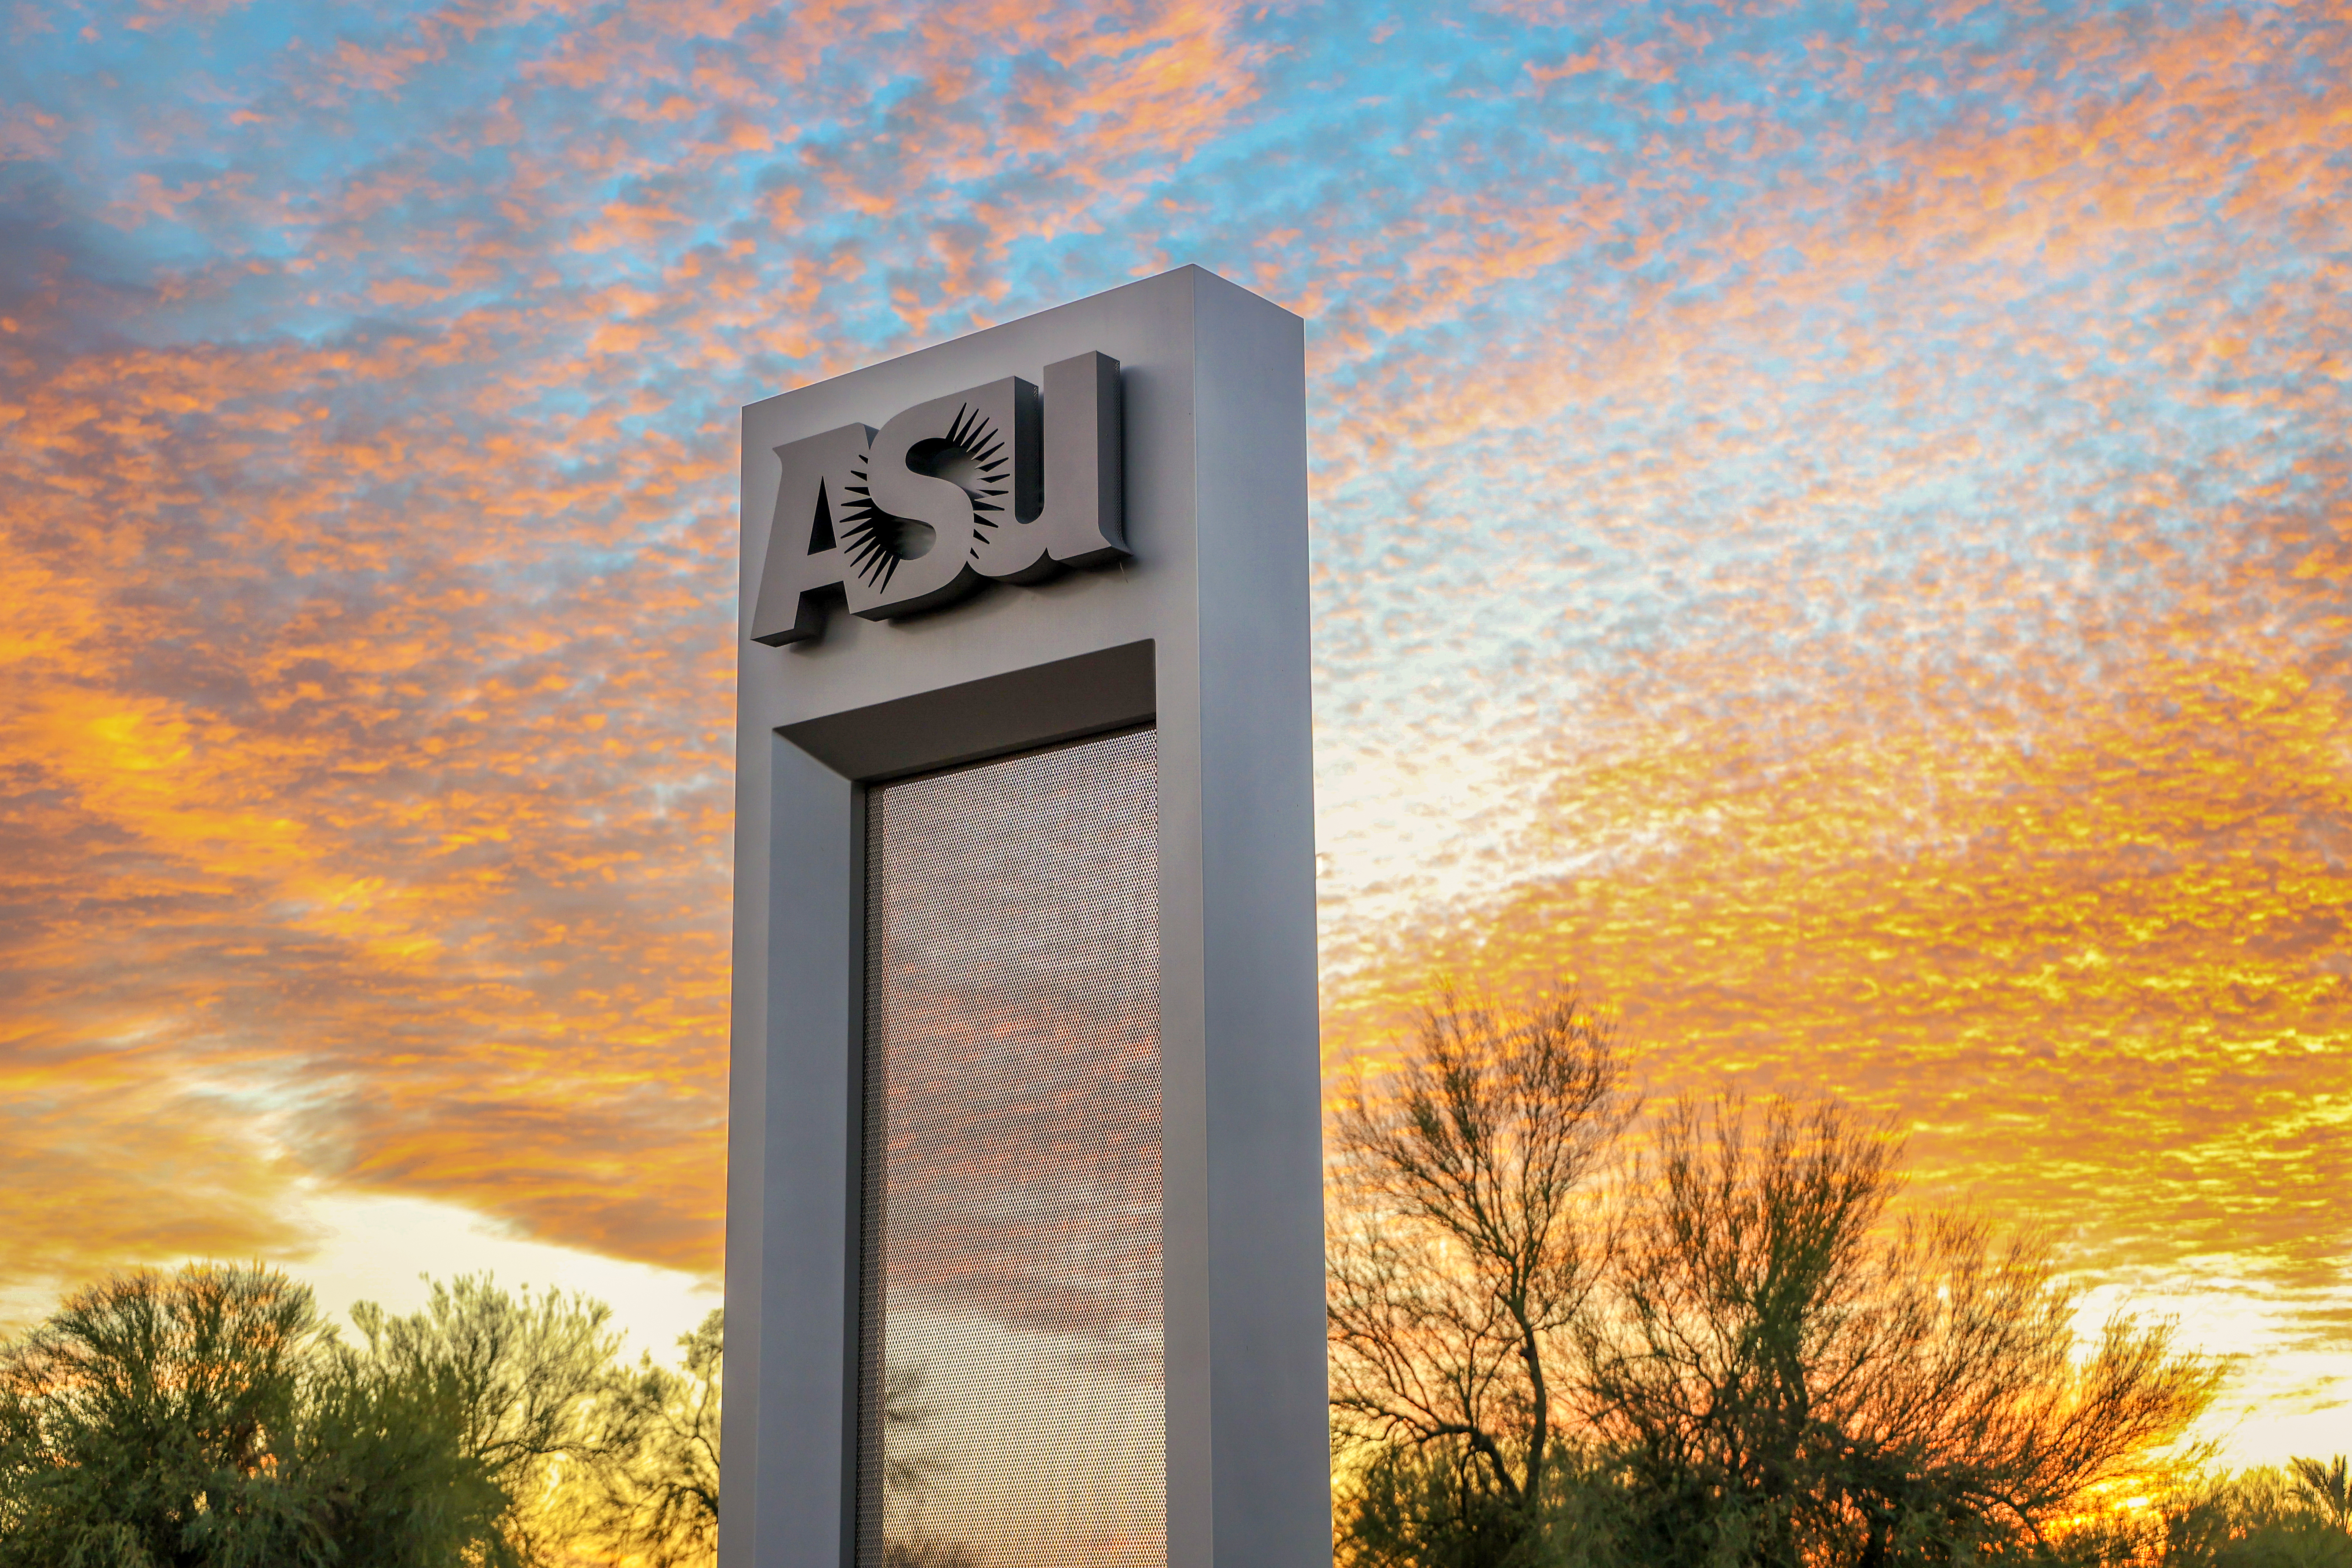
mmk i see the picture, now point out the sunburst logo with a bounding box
[837,403,1012,592]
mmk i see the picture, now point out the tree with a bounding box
[346,1273,633,1564]
[581,1309,723,1568]
[2292,1457,2352,1535]
[1578,1096,2222,1567]
[0,1262,506,1568]
[874,1361,981,1568]
[299,1348,519,1568]
[2050,1462,2352,1568]
[1328,993,2226,1568]
[0,1261,328,1566]
[1327,990,1632,1568]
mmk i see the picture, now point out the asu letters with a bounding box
[748,352,1125,646]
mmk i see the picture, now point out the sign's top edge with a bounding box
[741,263,1296,418]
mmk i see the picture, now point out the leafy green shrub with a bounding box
[0,1262,507,1568]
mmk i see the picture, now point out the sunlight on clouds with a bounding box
[2072,1271,2352,1470]
[293,1188,717,1361]
[0,1067,316,1325]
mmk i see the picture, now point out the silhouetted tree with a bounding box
[882,1541,979,1568]
[2050,1461,2352,1567]
[1329,993,2225,1568]
[1328,990,1632,1568]
[346,1272,635,1564]
[582,1308,722,1568]
[1580,1097,2221,1567]
[874,1361,982,1568]
[2293,1457,2352,1534]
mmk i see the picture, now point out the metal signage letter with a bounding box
[975,350,1125,582]
[855,376,1029,617]
[746,423,869,648]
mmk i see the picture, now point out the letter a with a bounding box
[748,423,871,646]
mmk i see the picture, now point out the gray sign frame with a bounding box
[722,266,1329,1568]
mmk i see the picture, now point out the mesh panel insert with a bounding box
[859,727,1166,1568]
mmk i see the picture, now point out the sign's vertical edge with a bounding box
[1191,270,1331,1568]
[839,782,869,1568]
[1151,272,1214,1568]
[719,407,769,1568]
[729,737,858,1568]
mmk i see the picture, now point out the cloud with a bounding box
[0,0,1285,1292]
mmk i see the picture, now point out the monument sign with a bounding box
[722,267,1329,1568]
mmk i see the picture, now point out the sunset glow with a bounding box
[1,0,2345,1462]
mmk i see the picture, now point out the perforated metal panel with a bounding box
[859,728,1166,1568]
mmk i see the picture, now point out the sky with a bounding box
[0,0,2346,1465]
